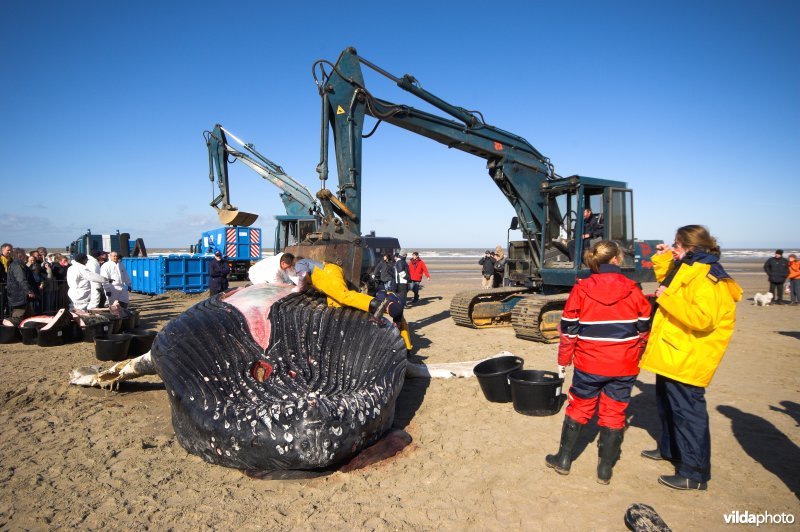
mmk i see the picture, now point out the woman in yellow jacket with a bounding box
[639,225,742,491]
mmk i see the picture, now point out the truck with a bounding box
[285,47,659,342]
[67,229,147,257]
[190,226,262,279]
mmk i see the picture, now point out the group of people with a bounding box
[66,250,132,312]
[1,242,132,326]
[238,250,413,351]
[547,225,742,492]
[478,245,507,288]
[1,244,73,324]
[763,249,800,305]
[371,251,431,304]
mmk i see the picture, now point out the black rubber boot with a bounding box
[597,426,625,484]
[545,417,583,474]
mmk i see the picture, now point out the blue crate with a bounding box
[123,255,213,295]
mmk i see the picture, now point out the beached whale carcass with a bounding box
[150,283,407,471]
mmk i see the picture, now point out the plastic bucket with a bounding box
[94,333,133,362]
[127,329,157,357]
[509,370,565,416]
[63,321,83,343]
[20,322,44,345]
[473,356,525,403]
[120,315,136,332]
[108,317,122,334]
[37,326,65,347]
[0,325,18,344]
[82,321,111,342]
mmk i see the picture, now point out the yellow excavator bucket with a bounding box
[217,208,259,227]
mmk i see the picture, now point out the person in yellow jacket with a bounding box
[639,225,742,491]
[308,262,413,352]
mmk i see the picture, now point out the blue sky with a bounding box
[1,1,797,250]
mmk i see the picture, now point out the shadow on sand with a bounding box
[717,404,800,499]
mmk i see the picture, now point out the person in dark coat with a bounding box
[371,253,394,292]
[393,253,409,302]
[581,208,604,257]
[6,248,35,326]
[50,254,70,281]
[763,249,790,304]
[208,251,230,296]
[479,250,496,288]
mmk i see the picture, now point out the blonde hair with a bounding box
[675,225,720,257]
[584,240,623,273]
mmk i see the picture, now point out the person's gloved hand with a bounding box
[557,365,567,379]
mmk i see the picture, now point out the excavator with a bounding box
[204,123,401,284]
[204,124,320,250]
[288,47,659,342]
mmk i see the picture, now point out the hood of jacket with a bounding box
[579,265,636,305]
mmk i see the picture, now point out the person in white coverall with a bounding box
[67,253,110,311]
[248,252,296,285]
[85,250,105,309]
[100,251,132,307]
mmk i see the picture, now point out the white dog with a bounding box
[753,292,774,306]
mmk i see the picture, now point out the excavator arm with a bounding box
[204,124,319,226]
[313,47,563,268]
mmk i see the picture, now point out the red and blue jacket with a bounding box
[558,264,652,377]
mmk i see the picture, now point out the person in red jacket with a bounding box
[407,251,431,304]
[545,240,652,484]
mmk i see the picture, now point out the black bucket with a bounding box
[94,333,133,362]
[509,370,565,416]
[0,325,18,344]
[120,315,136,332]
[82,321,111,342]
[20,322,45,345]
[108,317,122,334]
[473,356,525,403]
[37,326,65,347]
[63,321,83,343]
[127,329,157,357]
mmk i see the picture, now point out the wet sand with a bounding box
[0,258,798,530]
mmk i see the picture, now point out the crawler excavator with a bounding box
[204,123,321,250]
[292,47,659,342]
[204,123,401,285]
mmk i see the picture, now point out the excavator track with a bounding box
[450,287,530,329]
[511,294,570,343]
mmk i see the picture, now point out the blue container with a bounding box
[123,255,213,295]
[200,226,261,261]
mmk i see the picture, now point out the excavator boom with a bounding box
[205,124,319,226]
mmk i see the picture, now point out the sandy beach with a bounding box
[0,258,798,530]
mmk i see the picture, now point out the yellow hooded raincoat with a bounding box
[639,252,743,387]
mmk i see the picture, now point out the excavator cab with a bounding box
[523,176,641,285]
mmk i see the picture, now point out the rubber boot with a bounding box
[597,426,625,484]
[545,417,583,474]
